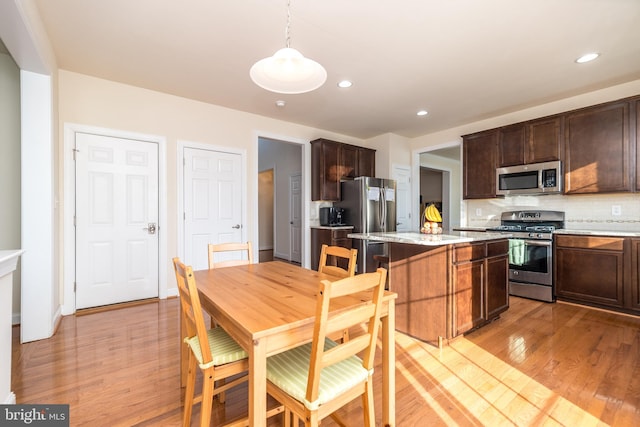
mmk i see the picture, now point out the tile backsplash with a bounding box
[465,193,640,232]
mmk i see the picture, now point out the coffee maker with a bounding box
[319,207,345,226]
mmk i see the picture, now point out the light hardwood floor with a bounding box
[11,296,640,426]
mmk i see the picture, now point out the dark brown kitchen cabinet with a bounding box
[636,99,640,191]
[311,139,376,201]
[629,238,640,313]
[555,235,625,310]
[452,239,509,336]
[498,124,526,167]
[564,101,632,194]
[310,227,353,271]
[463,130,498,199]
[498,117,563,167]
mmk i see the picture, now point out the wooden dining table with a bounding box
[189,260,397,427]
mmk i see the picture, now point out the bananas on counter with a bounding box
[421,204,443,234]
[425,204,442,222]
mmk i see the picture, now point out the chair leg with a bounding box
[217,378,226,403]
[183,354,197,427]
[362,381,375,427]
[200,368,216,427]
[307,411,319,427]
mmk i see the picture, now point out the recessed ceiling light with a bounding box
[417,110,428,116]
[337,80,353,88]
[575,53,599,63]
[275,100,286,107]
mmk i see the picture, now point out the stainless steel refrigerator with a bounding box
[335,176,396,273]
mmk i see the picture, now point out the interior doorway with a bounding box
[258,137,303,263]
[418,145,462,230]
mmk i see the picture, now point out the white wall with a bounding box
[0,53,21,324]
[58,70,366,291]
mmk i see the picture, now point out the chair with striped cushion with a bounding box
[172,257,249,427]
[318,244,359,343]
[266,268,387,427]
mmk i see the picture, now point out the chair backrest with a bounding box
[172,257,213,365]
[305,268,387,404]
[317,244,358,278]
[208,242,253,269]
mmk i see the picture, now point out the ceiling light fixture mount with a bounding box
[250,0,327,94]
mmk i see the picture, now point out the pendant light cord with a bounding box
[285,0,291,48]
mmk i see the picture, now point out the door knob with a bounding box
[143,223,157,234]
[232,224,241,229]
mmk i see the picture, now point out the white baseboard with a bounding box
[11,312,20,325]
[3,391,16,404]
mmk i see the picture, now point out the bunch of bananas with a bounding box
[425,204,442,222]
[421,204,443,234]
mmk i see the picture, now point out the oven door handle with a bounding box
[522,240,552,247]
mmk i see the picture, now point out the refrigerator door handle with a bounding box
[380,187,386,230]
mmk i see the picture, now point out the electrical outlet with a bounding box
[475,208,482,216]
[611,205,622,216]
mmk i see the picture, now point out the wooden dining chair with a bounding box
[318,244,358,342]
[208,241,253,269]
[317,244,357,278]
[266,268,387,427]
[172,257,249,427]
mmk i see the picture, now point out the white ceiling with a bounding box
[31,0,640,140]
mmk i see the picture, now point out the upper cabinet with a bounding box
[463,94,639,199]
[311,139,376,201]
[636,99,640,191]
[498,116,563,167]
[463,130,498,199]
[564,100,632,194]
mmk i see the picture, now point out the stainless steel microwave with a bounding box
[496,160,562,196]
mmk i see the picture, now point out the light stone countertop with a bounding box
[310,225,354,230]
[348,231,509,246]
[554,229,640,237]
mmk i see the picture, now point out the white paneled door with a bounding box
[289,173,302,264]
[183,147,243,270]
[75,133,159,309]
[393,165,412,232]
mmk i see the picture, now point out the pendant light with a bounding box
[250,0,327,94]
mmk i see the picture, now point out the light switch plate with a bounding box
[611,205,622,216]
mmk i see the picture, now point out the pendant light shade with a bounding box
[250,1,327,94]
[250,47,327,94]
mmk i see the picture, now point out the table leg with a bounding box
[249,339,267,427]
[382,300,396,427]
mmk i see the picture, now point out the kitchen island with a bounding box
[349,231,510,347]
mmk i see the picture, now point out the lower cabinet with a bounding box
[628,238,640,313]
[452,240,509,336]
[555,235,625,310]
[390,238,509,347]
[310,227,353,271]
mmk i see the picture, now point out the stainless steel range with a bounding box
[487,210,565,302]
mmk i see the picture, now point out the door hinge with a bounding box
[73,281,76,292]
[73,215,76,227]
[72,148,79,160]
